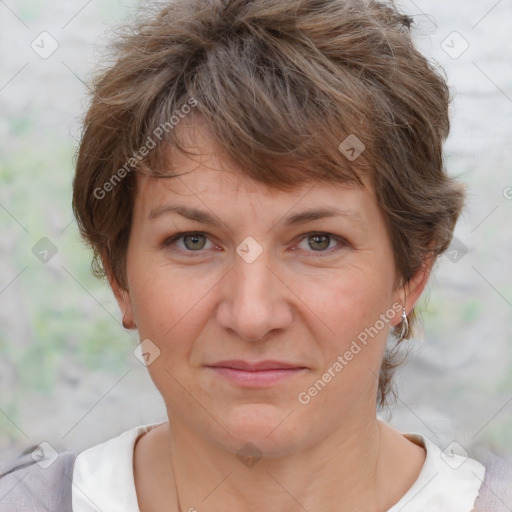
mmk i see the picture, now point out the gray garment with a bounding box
[0,449,75,512]
[0,445,511,511]
[473,447,512,511]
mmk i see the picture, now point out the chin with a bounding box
[209,403,309,458]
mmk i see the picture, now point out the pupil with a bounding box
[310,234,329,251]
[185,234,205,250]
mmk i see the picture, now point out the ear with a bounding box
[391,253,434,327]
[102,253,136,330]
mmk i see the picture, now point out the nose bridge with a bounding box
[232,234,276,296]
[218,241,290,341]
[233,244,277,312]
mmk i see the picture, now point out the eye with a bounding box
[162,231,349,257]
[295,232,348,255]
[163,231,215,255]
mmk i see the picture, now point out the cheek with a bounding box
[295,276,393,413]
[297,263,394,336]
[127,269,211,399]
[297,266,396,396]
[128,262,219,352]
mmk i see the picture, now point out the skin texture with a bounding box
[110,120,431,511]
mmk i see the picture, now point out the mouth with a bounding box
[205,360,309,387]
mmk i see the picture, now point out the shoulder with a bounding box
[73,422,162,479]
[0,447,76,512]
[472,447,512,511]
[0,423,161,512]
[390,430,508,512]
[73,422,165,511]
[413,434,512,511]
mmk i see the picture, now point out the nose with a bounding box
[215,247,293,342]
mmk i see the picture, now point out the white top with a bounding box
[72,422,486,512]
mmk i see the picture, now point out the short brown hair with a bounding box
[72,0,465,409]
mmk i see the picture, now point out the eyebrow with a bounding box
[148,204,361,227]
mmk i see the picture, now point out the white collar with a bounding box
[387,432,485,511]
[72,423,485,512]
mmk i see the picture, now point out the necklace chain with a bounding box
[169,441,182,512]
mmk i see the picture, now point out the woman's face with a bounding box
[116,123,422,457]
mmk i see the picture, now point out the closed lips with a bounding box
[207,360,307,371]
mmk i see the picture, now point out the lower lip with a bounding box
[207,367,307,386]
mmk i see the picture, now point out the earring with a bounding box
[399,307,410,341]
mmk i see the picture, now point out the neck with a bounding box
[167,403,389,512]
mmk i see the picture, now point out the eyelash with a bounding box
[162,231,349,257]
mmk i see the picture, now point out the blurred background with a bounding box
[1,0,511,469]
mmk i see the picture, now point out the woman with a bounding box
[1,0,510,510]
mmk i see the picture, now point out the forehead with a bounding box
[136,168,366,213]
[134,119,375,217]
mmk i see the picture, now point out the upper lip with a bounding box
[207,360,307,371]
